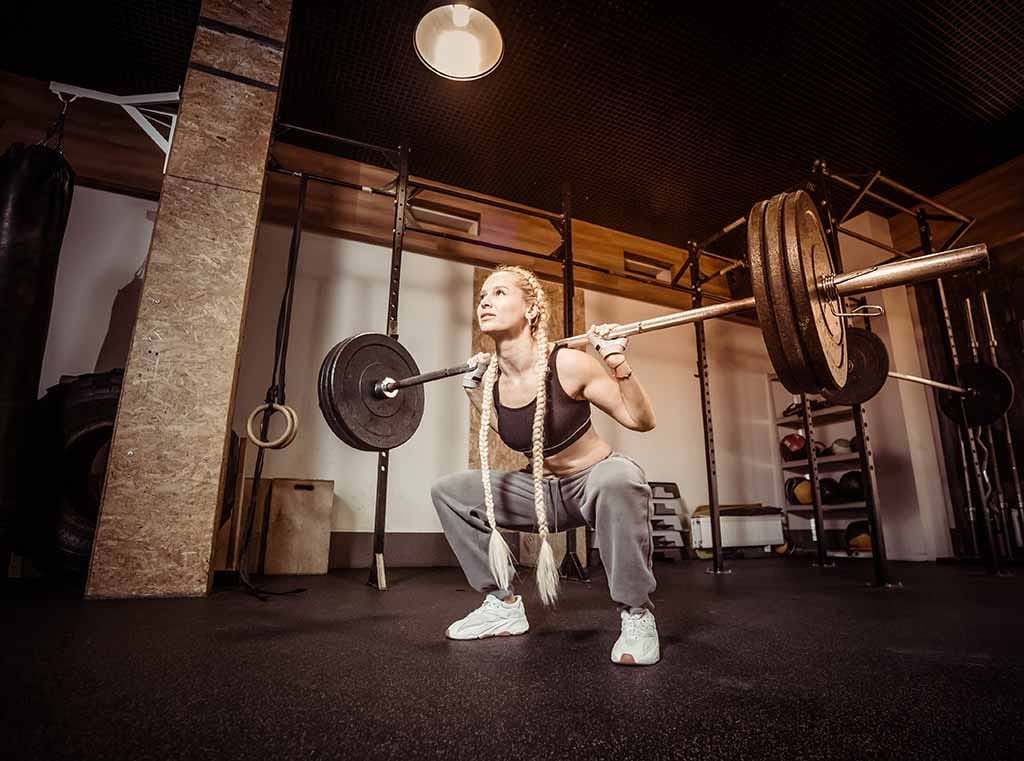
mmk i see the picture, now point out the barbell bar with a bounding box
[886,371,969,396]
[372,243,988,399]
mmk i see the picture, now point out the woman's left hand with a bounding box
[587,323,628,368]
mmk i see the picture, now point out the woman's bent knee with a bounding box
[431,470,481,507]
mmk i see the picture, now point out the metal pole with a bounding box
[368,145,410,591]
[919,211,999,574]
[854,403,892,585]
[965,298,1011,558]
[815,161,890,586]
[980,291,1024,551]
[560,184,587,581]
[692,245,728,575]
[803,394,833,569]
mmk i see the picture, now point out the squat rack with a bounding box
[264,122,1004,589]
[267,122,704,588]
[685,158,1014,586]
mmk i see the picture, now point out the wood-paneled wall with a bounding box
[3,71,738,314]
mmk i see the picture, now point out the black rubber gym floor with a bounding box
[3,559,1023,761]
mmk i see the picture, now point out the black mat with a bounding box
[3,559,1023,760]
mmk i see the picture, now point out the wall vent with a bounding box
[623,251,673,282]
[408,199,481,236]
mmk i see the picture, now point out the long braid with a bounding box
[478,352,514,591]
[486,265,559,606]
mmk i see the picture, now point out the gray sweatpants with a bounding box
[431,452,657,609]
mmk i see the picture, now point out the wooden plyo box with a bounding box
[262,479,333,575]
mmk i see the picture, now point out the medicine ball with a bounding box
[830,438,852,455]
[780,433,806,461]
[819,477,841,504]
[839,470,864,501]
[785,477,803,505]
[793,479,813,505]
[845,520,872,551]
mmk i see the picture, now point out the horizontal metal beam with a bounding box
[409,179,563,224]
[405,224,557,261]
[275,122,399,161]
[268,164,397,196]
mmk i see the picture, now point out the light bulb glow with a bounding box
[414,2,503,80]
[450,4,471,28]
[433,29,482,80]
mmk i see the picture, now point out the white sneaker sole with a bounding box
[612,646,660,666]
[446,623,529,640]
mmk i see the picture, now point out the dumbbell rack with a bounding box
[772,386,881,568]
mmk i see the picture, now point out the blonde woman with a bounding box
[431,265,661,666]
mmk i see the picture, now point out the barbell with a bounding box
[317,190,991,452]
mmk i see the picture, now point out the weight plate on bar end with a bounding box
[325,333,425,451]
[784,190,847,391]
[318,337,362,450]
[748,199,801,393]
[822,328,888,405]
[763,193,818,393]
[938,362,1015,428]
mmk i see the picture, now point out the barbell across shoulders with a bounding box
[554,243,988,349]
[364,243,988,398]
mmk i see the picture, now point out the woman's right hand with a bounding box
[462,352,491,389]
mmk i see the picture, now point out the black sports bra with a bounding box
[493,346,592,456]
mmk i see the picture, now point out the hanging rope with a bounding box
[237,176,309,599]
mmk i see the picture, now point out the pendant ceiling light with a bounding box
[414,1,504,81]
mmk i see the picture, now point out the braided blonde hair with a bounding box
[479,265,560,606]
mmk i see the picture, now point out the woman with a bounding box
[431,265,661,665]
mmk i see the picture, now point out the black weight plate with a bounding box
[327,333,424,451]
[318,337,362,449]
[938,362,1015,427]
[823,328,889,405]
[748,198,802,393]
[764,193,817,393]
[783,190,847,391]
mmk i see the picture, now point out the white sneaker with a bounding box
[445,595,530,640]
[611,609,660,665]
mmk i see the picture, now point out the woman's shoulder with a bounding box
[553,346,600,398]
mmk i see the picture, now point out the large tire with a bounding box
[17,369,123,575]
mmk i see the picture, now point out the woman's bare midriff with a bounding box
[540,425,612,478]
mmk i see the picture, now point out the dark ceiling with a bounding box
[3,0,1023,251]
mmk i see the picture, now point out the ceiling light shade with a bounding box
[414,1,504,81]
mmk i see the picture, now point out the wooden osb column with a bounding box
[86,0,293,598]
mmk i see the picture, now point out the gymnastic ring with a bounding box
[246,403,298,449]
[280,406,299,448]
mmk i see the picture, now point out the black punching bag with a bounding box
[0,142,76,539]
